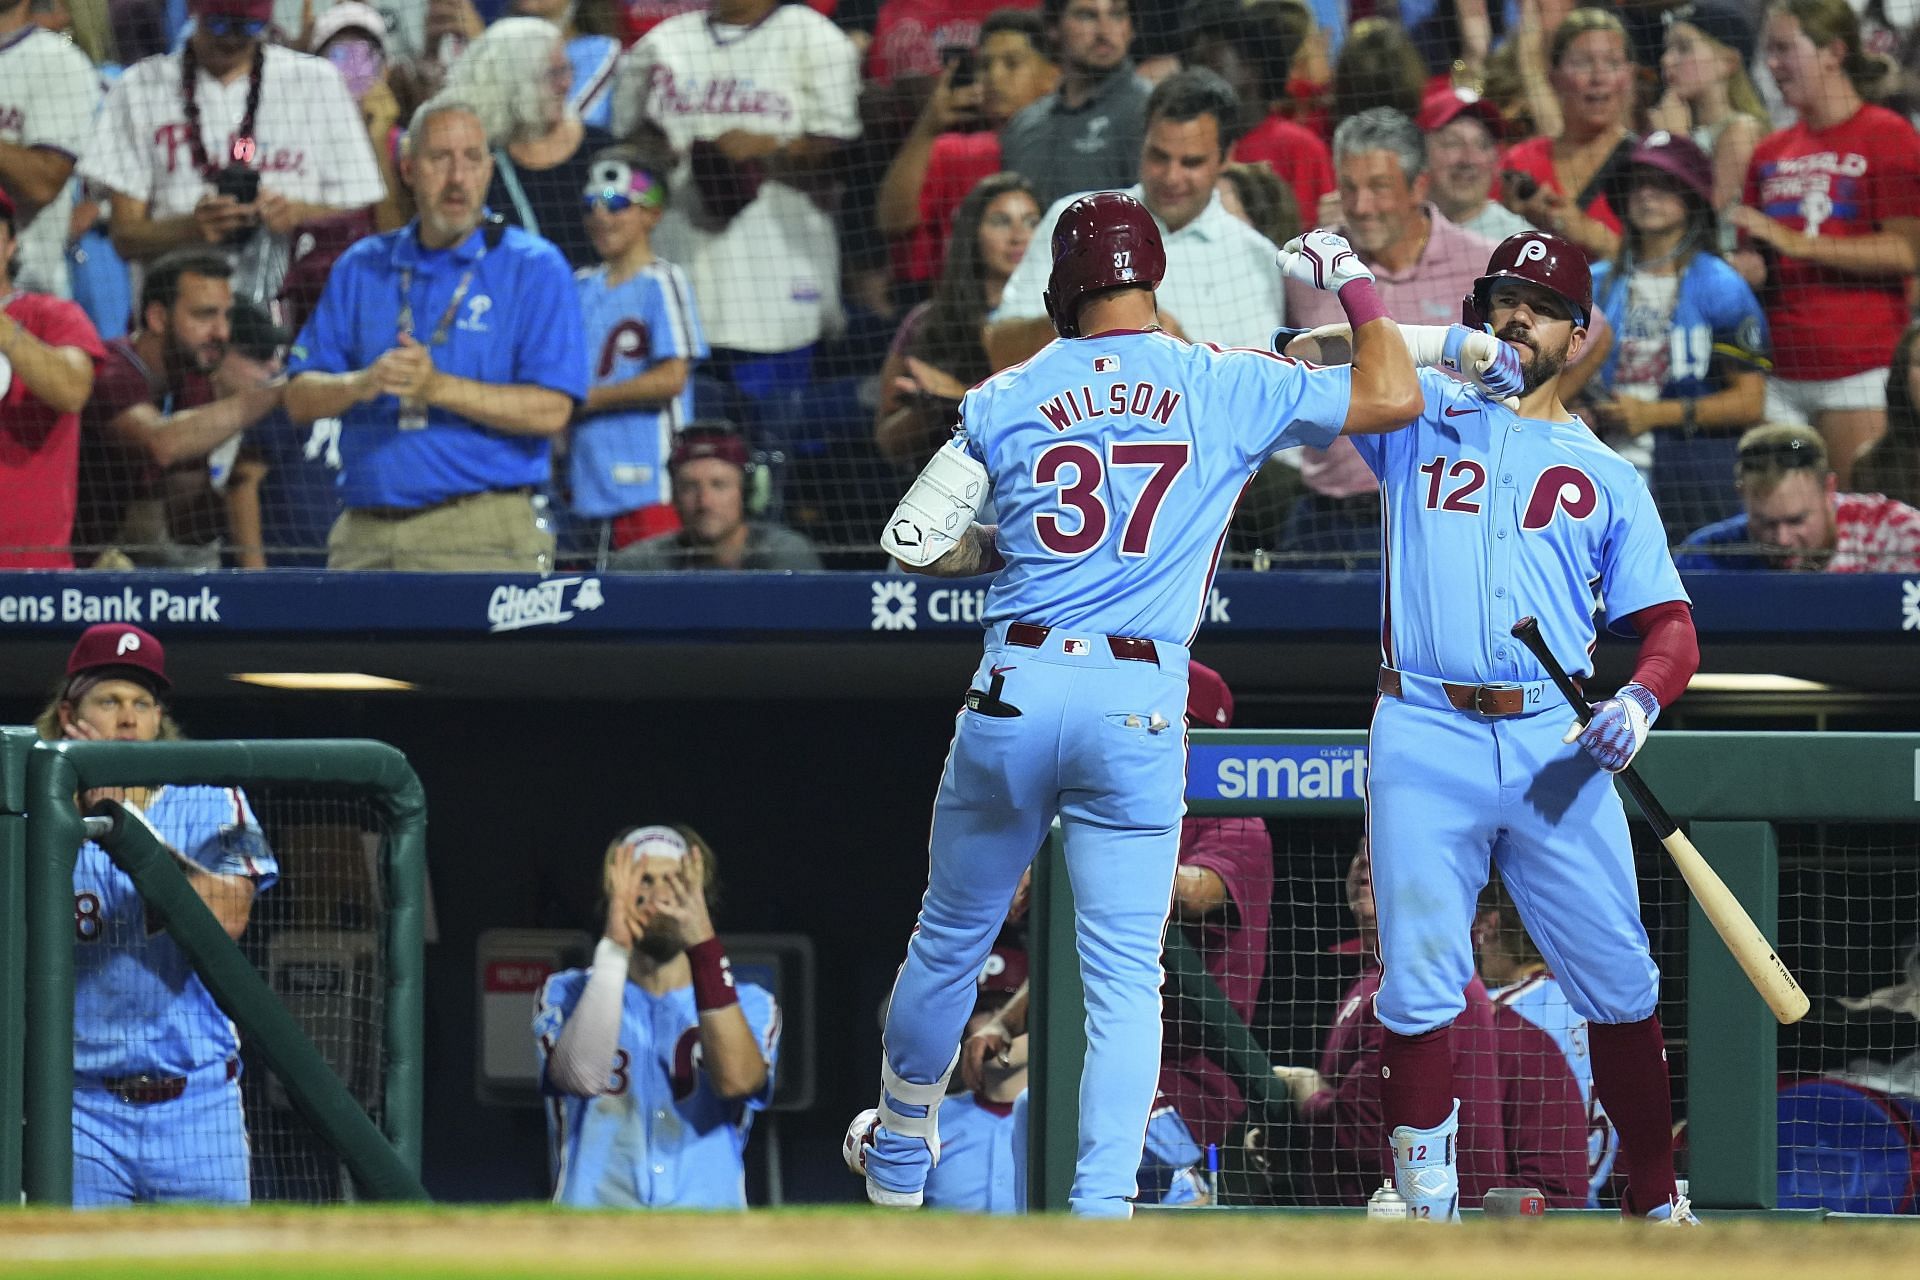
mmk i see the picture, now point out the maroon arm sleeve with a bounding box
[1623,600,1698,709]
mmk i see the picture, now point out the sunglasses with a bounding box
[581,188,663,213]
[1736,437,1823,471]
[200,15,269,37]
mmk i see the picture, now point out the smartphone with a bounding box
[941,43,975,90]
[215,164,260,204]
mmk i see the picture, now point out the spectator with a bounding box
[534,824,780,1209]
[306,4,413,237]
[1269,843,1590,1209]
[1648,2,1767,233]
[569,146,707,562]
[1185,0,1333,229]
[1730,0,1920,490]
[986,68,1284,370]
[997,0,1149,209]
[875,172,1038,472]
[1854,318,1920,508]
[923,945,1029,1213]
[0,188,106,567]
[609,422,822,569]
[221,299,321,568]
[79,0,387,304]
[1216,161,1300,252]
[447,15,615,269]
[36,622,278,1206]
[1281,108,1498,562]
[1677,423,1920,572]
[611,0,859,415]
[283,96,587,572]
[1502,6,1637,262]
[1580,130,1768,536]
[875,9,1057,290]
[1418,83,1534,242]
[1474,877,1620,1210]
[75,248,284,567]
[1329,17,1425,136]
[0,0,102,299]
[865,0,1036,86]
[510,0,622,130]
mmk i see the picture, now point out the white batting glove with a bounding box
[1443,325,1526,401]
[1276,229,1375,294]
[1564,683,1659,773]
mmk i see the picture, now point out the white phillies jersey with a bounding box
[0,26,101,298]
[611,7,860,352]
[78,44,385,303]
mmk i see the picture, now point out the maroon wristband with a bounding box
[686,937,739,1012]
[1338,278,1389,329]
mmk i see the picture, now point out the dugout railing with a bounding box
[0,736,430,1205]
[1028,730,1920,1214]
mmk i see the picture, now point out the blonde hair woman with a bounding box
[1649,2,1770,217]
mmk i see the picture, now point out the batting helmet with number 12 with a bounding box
[1043,192,1167,339]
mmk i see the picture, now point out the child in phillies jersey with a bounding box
[568,148,708,563]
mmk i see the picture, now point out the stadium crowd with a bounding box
[3,0,1920,570]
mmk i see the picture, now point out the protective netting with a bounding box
[74,782,390,1204]
[3,4,1919,570]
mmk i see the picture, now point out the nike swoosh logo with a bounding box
[1444,405,1477,417]
[991,665,1016,676]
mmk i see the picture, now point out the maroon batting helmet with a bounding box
[1462,231,1592,330]
[1043,192,1166,339]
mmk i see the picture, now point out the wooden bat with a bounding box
[1510,617,1810,1025]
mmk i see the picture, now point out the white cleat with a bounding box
[843,1108,923,1208]
[1648,1194,1701,1226]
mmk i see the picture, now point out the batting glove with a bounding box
[1443,325,1525,401]
[1564,682,1660,773]
[1276,229,1375,294]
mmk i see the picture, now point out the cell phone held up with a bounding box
[211,163,260,246]
[941,43,975,90]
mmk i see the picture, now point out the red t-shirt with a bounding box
[1232,114,1337,232]
[896,129,1002,283]
[865,0,1035,84]
[0,292,106,568]
[1743,104,1920,381]
[1499,134,1625,237]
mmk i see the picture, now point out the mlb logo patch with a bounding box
[1093,356,1118,372]
[1063,638,1091,655]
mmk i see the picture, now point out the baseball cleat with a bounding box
[1647,1195,1701,1225]
[843,1108,923,1208]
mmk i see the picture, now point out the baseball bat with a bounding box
[1509,617,1810,1025]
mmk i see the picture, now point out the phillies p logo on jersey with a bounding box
[1522,465,1599,531]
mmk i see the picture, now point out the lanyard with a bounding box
[397,247,485,347]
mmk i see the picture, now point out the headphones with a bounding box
[668,422,772,517]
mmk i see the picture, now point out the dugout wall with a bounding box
[2,737,429,1204]
[1028,730,1920,1214]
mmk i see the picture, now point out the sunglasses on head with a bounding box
[201,14,269,37]
[1736,437,1823,471]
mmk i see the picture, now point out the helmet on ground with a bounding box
[1462,231,1592,330]
[1043,191,1166,339]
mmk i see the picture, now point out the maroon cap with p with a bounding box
[668,425,752,474]
[66,623,171,692]
[1186,660,1234,729]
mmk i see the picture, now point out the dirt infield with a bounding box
[0,1207,1913,1279]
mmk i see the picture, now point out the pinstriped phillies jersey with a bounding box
[1352,369,1687,684]
[534,971,779,1208]
[73,786,278,1078]
[961,329,1351,645]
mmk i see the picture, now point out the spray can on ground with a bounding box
[1368,1180,1409,1220]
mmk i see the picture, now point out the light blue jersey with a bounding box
[73,785,277,1078]
[1492,971,1620,1208]
[1354,368,1687,686]
[963,331,1350,644]
[570,260,708,518]
[922,1093,1020,1213]
[534,970,779,1209]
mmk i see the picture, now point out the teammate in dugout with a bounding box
[34,623,277,1205]
[1288,230,1702,1223]
[534,824,779,1209]
[843,192,1451,1217]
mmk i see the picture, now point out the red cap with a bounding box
[65,624,170,692]
[978,946,1028,996]
[1186,661,1234,729]
[1415,84,1505,139]
[669,426,751,474]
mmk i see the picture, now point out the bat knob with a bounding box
[1511,617,1539,638]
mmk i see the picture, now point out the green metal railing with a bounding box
[1029,730,1920,1213]
[12,737,429,1204]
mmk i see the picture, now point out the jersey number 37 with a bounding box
[1033,442,1189,556]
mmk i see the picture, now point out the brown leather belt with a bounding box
[101,1058,238,1105]
[1378,666,1531,718]
[1008,621,1159,664]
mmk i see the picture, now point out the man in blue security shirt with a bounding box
[284,93,589,572]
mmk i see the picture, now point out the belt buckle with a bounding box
[1473,683,1520,717]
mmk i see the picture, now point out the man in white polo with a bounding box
[985,67,1283,371]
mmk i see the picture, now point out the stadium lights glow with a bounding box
[1686,673,1835,694]
[229,673,419,692]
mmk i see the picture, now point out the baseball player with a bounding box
[922,946,1029,1214]
[35,623,277,1205]
[843,192,1424,1217]
[534,825,780,1209]
[1298,231,1701,1223]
